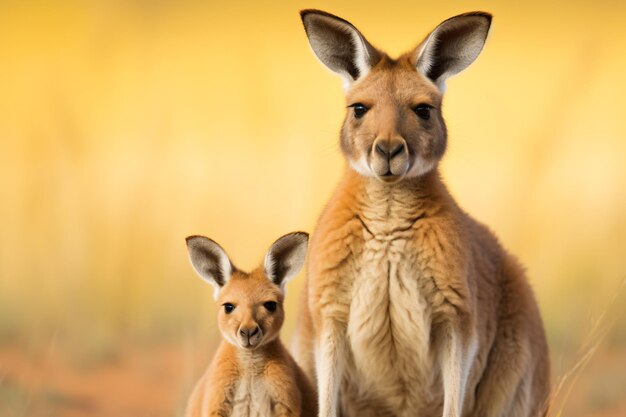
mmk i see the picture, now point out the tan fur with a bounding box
[294,10,550,417]
[185,252,317,417]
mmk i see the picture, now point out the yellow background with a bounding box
[1,1,625,416]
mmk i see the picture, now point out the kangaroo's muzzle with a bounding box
[370,138,410,182]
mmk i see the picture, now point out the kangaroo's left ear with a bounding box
[414,12,492,90]
[264,232,309,290]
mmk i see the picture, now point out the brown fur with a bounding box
[185,238,317,417]
[294,10,550,417]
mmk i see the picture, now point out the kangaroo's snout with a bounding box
[371,138,410,181]
[238,324,263,348]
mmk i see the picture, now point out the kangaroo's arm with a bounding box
[184,373,237,417]
[307,193,358,417]
[312,269,351,417]
[265,358,303,417]
[316,317,347,417]
[437,319,478,417]
[185,344,239,417]
[309,239,354,416]
[422,217,478,417]
[194,378,237,417]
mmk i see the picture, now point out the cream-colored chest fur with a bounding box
[230,358,274,417]
[344,188,442,413]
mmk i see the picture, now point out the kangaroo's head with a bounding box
[301,10,491,183]
[185,232,308,350]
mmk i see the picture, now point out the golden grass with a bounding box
[545,279,625,417]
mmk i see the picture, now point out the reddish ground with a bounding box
[0,344,624,417]
[0,343,211,417]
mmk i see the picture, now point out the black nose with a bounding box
[240,326,260,338]
[375,141,405,159]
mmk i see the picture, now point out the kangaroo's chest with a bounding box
[345,230,440,411]
[230,375,273,417]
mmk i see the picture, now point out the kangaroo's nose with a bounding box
[374,140,405,159]
[239,326,260,338]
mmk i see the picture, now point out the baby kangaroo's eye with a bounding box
[413,104,432,120]
[350,103,369,119]
[263,301,277,312]
[223,303,235,314]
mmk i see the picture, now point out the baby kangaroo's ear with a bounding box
[300,9,382,87]
[264,232,309,290]
[186,236,233,299]
[414,12,492,91]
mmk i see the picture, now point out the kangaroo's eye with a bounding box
[223,303,235,314]
[263,301,277,312]
[413,104,432,120]
[350,103,369,119]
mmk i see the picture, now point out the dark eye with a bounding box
[223,303,235,314]
[263,301,277,312]
[413,104,432,120]
[351,103,369,119]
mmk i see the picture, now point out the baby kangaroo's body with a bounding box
[185,233,317,417]
[293,10,550,417]
[186,338,315,417]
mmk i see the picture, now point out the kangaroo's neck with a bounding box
[342,167,454,234]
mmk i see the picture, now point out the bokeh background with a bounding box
[1,0,625,416]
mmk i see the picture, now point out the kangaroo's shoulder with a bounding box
[206,341,242,383]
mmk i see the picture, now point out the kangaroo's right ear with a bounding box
[186,236,233,299]
[300,9,381,87]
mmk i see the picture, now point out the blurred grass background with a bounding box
[0,0,625,416]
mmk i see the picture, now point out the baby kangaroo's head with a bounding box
[301,10,491,184]
[186,232,308,350]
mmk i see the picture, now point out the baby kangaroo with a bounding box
[185,232,317,417]
[293,9,550,417]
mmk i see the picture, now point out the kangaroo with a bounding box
[185,232,317,417]
[292,10,550,417]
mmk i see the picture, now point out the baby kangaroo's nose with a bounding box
[374,139,405,160]
[239,326,260,338]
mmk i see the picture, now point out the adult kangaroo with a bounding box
[292,9,550,417]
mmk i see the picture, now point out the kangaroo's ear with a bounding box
[264,232,309,290]
[414,12,492,90]
[186,236,233,299]
[300,9,382,87]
